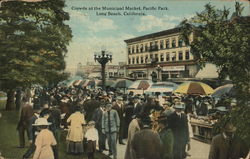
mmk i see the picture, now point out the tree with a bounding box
[0,0,72,110]
[180,3,250,147]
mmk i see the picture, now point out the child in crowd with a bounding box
[85,121,99,159]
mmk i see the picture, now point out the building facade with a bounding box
[124,27,198,81]
[76,62,126,79]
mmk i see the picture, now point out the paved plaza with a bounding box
[102,138,210,159]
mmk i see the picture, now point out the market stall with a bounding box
[190,116,214,143]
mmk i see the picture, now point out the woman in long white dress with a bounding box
[66,106,86,154]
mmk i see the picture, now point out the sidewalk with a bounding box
[102,138,210,159]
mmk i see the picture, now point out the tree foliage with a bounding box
[0,0,72,109]
[180,3,250,148]
[180,3,250,102]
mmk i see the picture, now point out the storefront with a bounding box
[161,65,186,80]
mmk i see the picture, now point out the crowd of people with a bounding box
[15,85,249,159]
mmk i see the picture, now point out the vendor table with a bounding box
[191,121,213,143]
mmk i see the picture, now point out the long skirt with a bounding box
[67,141,84,154]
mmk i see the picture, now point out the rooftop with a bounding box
[124,27,182,43]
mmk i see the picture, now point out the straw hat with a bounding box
[116,96,123,100]
[32,118,51,126]
[173,102,185,109]
[88,121,96,126]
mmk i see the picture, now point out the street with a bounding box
[102,138,210,159]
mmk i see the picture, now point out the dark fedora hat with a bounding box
[224,122,236,132]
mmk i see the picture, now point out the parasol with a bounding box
[174,81,214,95]
[211,84,236,98]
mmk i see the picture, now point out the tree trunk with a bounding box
[6,90,15,110]
[15,89,22,110]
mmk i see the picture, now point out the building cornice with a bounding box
[124,27,182,44]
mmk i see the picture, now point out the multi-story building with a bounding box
[124,27,198,81]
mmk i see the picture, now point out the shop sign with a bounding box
[163,66,185,71]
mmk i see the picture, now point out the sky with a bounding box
[63,0,250,71]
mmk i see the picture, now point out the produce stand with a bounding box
[190,117,215,143]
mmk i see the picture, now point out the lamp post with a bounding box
[94,50,112,90]
[156,64,162,82]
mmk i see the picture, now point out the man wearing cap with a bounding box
[92,103,107,152]
[168,102,189,159]
[102,103,120,159]
[112,96,125,145]
[209,122,248,159]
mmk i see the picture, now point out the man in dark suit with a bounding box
[130,116,162,159]
[112,96,125,145]
[17,99,34,148]
[132,96,143,117]
[168,102,190,159]
[92,103,107,152]
[124,97,134,139]
[23,109,40,159]
[209,122,248,159]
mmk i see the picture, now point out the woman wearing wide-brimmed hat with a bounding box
[32,118,57,159]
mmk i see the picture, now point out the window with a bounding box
[145,43,148,51]
[165,39,170,49]
[145,55,148,63]
[166,52,170,61]
[136,57,139,64]
[132,46,134,53]
[109,72,113,77]
[171,52,176,61]
[178,51,183,61]
[172,38,176,48]
[150,42,153,50]
[141,56,144,64]
[128,58,131,64]
[128,47,131,54]
[178,38,183,47]
[136,45,139,53]
[155,41,158,50]
[185,50,190,60]
[160,54,164,62]
[149,54,154,63]
[140,44,143,52]
[155,54,158,62]
[160,40,164,49]
[132,57,135,64]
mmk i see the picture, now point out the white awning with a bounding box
[88,72,101,78]
[195,63,219,78]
